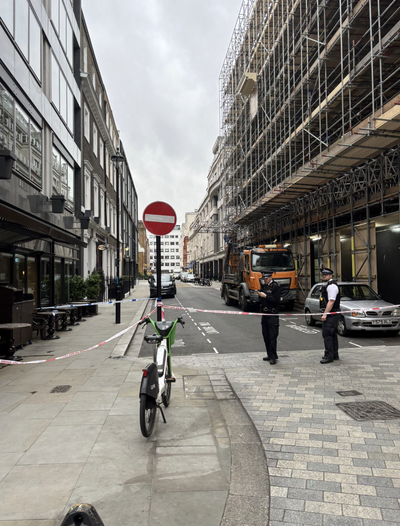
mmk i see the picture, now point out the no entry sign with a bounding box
[143,201,177,236]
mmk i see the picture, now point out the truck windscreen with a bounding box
[251,252,295,271]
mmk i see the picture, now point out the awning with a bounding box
[187,261,195,269]
[0,202,87,249]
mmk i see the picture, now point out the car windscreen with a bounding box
[251,252,295,271]
[339,284,380,301]
[151,275,171,283]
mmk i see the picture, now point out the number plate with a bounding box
[371,320,391,325]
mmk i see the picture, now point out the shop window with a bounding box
[14,254,26,291]
[54,258,62,305]
[40,257,51,307]
[27,257,38,307]
[0,253,12,284]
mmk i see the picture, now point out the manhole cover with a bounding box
[337,390,362,397]
[50,385,72,393]
[336,401,400,421]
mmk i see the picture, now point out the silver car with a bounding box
[304,282,400,336]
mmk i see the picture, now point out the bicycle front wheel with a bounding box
[140,394,157,437]
[162,364,172,407]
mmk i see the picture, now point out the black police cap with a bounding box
[321,268,333,275]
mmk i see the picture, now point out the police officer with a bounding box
[258,271,281,365]
[320,268,340,364]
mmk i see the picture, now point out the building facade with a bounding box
[189,137,227,280]
[192,0,400,303]
[149,225,181,275]
[0,1,138,307]
[0,0,85,308]
[137,220,149,276]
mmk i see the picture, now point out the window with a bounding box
[84,170,91,210]
[2,0,42,80]
[93,124,98,156]
[51,54,74,132]
[84,104,90,141]
[99,140,104,168]
[0,85,42,186]
[52,146,74,207]
[51,0,73,67]
[93,182,99,217]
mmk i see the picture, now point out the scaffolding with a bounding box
[220,0,400,224]
[218,0,400,298]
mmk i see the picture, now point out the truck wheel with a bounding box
[239,289,250,312]
[224,286,232,306]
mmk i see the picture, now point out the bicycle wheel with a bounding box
[140,394,157,437]
[162,363,172,407]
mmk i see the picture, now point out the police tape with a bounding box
[162,304,400,317]
[0,308,157,366]
[37,297,152,311]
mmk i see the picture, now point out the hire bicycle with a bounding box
[138,315,185,437]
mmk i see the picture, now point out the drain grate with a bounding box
[336,401,400,421]
[337,390,363,397]
[50,385,72,393]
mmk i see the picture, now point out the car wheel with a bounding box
[337,316,349,337]
[305,309,316,326]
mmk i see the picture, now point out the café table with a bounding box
[0,323,32,361]
[32,311,60,340]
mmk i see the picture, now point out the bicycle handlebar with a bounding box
[177,316,185,327]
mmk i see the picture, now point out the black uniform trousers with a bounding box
[261,315,279,360]
[322,313,340,361]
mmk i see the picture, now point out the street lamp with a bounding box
[111,147,125,324]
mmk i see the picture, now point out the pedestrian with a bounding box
[320,267,341,364]
[258,271,281,365]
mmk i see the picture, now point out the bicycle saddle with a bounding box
[154,320,174,336]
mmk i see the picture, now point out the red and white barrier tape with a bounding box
[0,308,157,366]
[162,304,400,317]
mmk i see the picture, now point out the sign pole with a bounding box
[156,235,162,321]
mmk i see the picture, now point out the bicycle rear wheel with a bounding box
[140,394,157,437]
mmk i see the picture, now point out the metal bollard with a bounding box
[59,503,105,526]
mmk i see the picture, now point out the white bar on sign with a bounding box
[145,214,175,223]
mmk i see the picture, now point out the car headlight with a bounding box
[392,308,400,316]
[352,310,365,318]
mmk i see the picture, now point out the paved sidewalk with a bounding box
[0,282,268,526]
[175,345,400,525]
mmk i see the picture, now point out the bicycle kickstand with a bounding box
[158,404,167,424]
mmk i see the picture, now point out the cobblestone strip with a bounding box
[175,349,400,525]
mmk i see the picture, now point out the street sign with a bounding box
[143,201,177,236]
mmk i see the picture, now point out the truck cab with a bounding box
[221,244,298,311]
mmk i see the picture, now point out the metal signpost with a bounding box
[143,202,177,320]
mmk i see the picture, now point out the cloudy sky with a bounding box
[82,0,244,226]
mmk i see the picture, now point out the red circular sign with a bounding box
[143,201,177,236]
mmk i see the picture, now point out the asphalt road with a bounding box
[138,281,400,358]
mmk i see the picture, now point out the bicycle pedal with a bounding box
[167,377,176,383]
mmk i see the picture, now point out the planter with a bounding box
[51,194,66,213]
[0,149,17,179]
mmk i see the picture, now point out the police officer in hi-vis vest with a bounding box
[258,270,281,365]
[320,267,341,364]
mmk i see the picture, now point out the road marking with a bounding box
[207,339,211,343]
[286,323,319,335]
[213,347,219,354]
[201,332,205,336]
[349,342,362,347]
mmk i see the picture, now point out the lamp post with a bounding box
[111,147,125,324]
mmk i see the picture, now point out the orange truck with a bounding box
[220,243,298,311]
